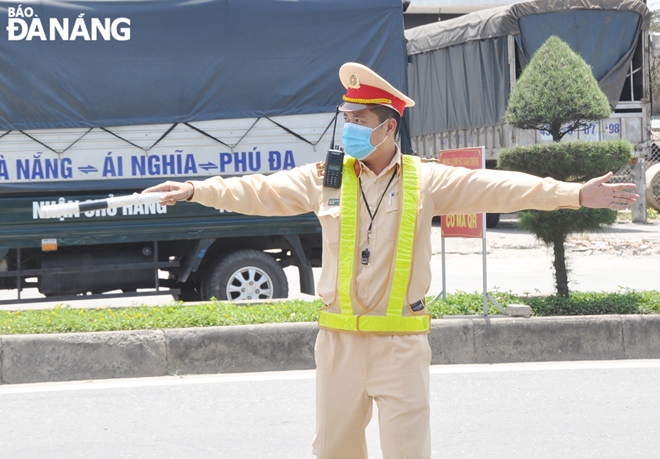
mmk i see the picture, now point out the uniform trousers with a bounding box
[312,328,432,459]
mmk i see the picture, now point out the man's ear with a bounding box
[387,118,397,136]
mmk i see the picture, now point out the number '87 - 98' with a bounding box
[540,122,619,137]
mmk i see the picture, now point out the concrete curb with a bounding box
[1,315,659,385]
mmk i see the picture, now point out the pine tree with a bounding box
[505,36,610,141]
[499,36,631,296]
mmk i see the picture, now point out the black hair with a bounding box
[369,105,401,137]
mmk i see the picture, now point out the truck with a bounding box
[404,0,654,225]
[0,0,409,304]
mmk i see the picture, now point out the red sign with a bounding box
[440,147,484,239]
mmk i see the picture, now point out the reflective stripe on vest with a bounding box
[318,155,431,333]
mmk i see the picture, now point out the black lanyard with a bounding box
[358,169,397,265]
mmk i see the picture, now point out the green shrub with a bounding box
[427,290,660,317]
[497,140,633,182]
[517,207,617,244]
[520,290,660,316]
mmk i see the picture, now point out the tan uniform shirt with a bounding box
[189,147,581,320]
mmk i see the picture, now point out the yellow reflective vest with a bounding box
[318,155,431,333]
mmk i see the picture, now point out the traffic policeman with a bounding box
[144,62,639,458]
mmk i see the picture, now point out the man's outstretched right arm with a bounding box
[142,165,321,217]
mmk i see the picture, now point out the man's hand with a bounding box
[143,181,193,206]
[579,172,639,210]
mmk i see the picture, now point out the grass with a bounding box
[2,290,659,335]
[0,300,322,335]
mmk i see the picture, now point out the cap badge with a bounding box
[348,73,360,89]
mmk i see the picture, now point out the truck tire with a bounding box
[486,213,500,228]
[200,249,288,301]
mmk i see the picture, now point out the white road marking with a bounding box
[2,359,660,395]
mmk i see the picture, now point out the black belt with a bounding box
[410,299,425,312]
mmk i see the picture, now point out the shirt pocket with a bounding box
[384,191,400,241]
[385,191,424,241]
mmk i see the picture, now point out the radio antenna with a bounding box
[330,106,340,150]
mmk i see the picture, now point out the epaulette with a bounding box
[420,157,440,164]
[316,161,326,177]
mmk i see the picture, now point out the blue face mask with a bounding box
[341,120,388,160]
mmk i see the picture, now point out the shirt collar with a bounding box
[358,145,402,178]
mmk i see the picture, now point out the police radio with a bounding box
[323,147,344,188]
[323,107,344,189]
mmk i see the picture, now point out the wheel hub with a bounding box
[226,266,273,300]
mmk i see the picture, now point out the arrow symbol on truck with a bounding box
[78,165,98,174]
[199,162,218,171]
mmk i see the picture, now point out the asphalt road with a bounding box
[289,216,660,301]
[1,360,660,459]
[1,216,658,309]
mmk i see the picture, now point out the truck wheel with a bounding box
[486,213,500,229]
[201,249,288,301]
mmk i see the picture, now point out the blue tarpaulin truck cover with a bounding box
[0,0,407,130]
